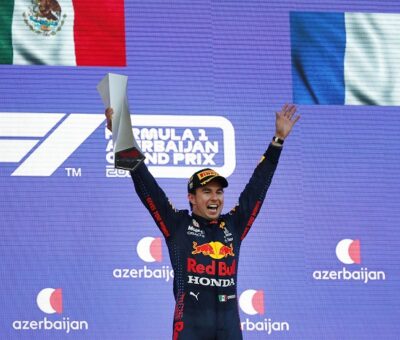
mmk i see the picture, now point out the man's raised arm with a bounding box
[229,104,300,240]
[105,108,182,239]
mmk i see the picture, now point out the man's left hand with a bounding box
[275,104,300,140]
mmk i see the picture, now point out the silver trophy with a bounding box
[97,73,145,171]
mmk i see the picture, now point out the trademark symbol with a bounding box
[65,168,82,177]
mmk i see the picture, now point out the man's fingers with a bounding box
[287,105,297,119]
[291,114,301,125]
[280,104,289,114]
[105,108,113,118]
[278,104,297,118]
[277,104,290,117]
[105,107,113,131]
[277,104,299,127]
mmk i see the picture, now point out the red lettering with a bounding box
[196,264,205,274]
[187,258,235,277]
[153,211,162,221]
[187,258,196,272]
[145,196,156,211]
[144,197,170,237]
[159,222,170,237]
[219,261,227,275]
[173,321,184,340]
[175,321,184,332]
[198,170,217,180]
[206,261,216,275]
[248,215,255,226]
[219,259,236,276]
[174,293,185,320]
[241,201,262,240]
[187,258,216,275]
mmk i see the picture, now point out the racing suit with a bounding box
[131,144,282,340]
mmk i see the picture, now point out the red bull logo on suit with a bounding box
[188,241,236,287]
[191,241,234,259]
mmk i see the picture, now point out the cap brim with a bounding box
[202,175,228,188]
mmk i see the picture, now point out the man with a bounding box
[105,104,299,339]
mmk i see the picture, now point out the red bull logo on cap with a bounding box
[191,241,234,259]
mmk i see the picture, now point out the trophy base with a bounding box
[115,147,145,171]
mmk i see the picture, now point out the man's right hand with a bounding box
[105,108,113,131]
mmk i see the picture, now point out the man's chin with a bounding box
[206,210,221,220]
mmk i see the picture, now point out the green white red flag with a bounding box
[0,0,126,66]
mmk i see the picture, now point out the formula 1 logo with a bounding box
[1,112,236,178]
[105,114,236,178]
[0,113,104,176]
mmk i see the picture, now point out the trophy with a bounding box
[97,73,145,171]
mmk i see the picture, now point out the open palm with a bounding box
[275,104,300,139]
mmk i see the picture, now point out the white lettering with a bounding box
[182,129,195,141]
[113,266,174,282]
[105,115,236,178]
[12,317,89,333]
[198,129,208,141]
[241,318,290,334]
[105,139,113,152]
[188,275,235,287]
[312,267,386,283]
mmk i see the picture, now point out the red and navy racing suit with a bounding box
[131,144,282,340]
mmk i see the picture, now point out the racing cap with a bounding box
[188,168,228,193]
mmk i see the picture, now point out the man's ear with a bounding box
[188,193,196,205]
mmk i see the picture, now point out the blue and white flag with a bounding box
[290,12,400,105]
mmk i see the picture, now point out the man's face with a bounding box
[188,180,224,221]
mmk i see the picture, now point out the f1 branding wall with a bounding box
[1,0,399,339]
[105,115,235,178]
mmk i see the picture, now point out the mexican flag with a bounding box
[0,0,126,66]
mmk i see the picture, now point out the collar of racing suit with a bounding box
[191,213,221,227]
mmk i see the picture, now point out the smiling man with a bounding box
[105,104,299,340]
[187,168,228,220]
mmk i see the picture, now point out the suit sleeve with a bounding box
[229,144,282,240]
[130,163,181,238]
